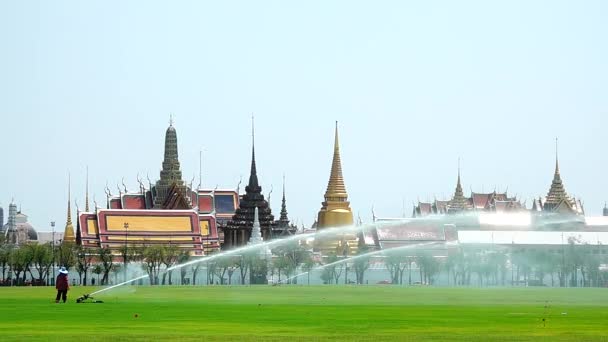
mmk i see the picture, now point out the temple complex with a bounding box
[413,168,523,217]
[78,121,238,255]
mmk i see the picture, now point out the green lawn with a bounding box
[0,286,607,341]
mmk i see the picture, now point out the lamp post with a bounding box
[124,222,129,283]
[50,221,55,286]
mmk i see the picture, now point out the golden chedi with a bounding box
[316,122,356,255]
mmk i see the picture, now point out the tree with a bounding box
[235,253,252,285]
[142,245,164,285]
[272,256,292,283]
[301,258,316,285]
[9,248,30,285]
[97,247,114,285]
[190,257,203,285]
[418,253,440,285]
[57,243,76,272]
[31,243,53,285]
[214,257,236,285]
[92,264,102,285]
[75,246,93,286]
[353,245,370,285]
[385,251,408,285]
[161,244,179,285]
[272,242,310,284]
[0,244,11,282]
[177,251,190,285]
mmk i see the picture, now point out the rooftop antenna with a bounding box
[198,148,204,190]
[85,166,90,212]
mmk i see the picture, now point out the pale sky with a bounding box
[1,1,607,231]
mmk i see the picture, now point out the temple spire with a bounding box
[317,121,353,230]
[279,174,289,224]
[555,137,560,175]
[450,158,468,210]
[154,119,188,208]
[248,114,260,190]
[544,138,575,213]
[63,174,75,244]
[249,207,263,245]
[324,121,348,199]
[85,166,90,212]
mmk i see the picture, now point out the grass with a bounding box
[1,286,607,341]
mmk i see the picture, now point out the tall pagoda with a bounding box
[153,119,191,209]
[315,122,357,255]
[63,176,75,244]
[317,122,354,229]
[223,118,275,248]
[447,165,471,213]
[542,147,582,215]
[272,177,297,237]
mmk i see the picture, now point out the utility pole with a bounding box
[124,222,129,283]
[51,221,55,286]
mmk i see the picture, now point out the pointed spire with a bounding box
[324,121,348,199]
[75,204,82,246]
[279,174,289,224]
[450,158,468,210]
[544,138,574,212]
[249,207,263,244]
[198,149,203,190]
[555,137,560,175]
[63,174,75,244]
[248,114,259,189]
[85,166,90,212]
[154,119,188,208]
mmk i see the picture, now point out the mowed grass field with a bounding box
[0,286,607,341]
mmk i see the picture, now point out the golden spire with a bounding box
[63,174,75,244]
[324,121,348,200]
[317,121,353,229]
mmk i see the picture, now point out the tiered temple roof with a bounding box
[224,119,276,248]
[153,120,191,209]
[541,155,582,214]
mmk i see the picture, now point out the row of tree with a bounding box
[2,235,607,287]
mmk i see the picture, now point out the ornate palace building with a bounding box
[77,121,239,255]
[369,148,597,254]
[76,119,296,254]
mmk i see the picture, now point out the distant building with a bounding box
[2,201,38,245]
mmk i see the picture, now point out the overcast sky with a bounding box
[1,1,607,231]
